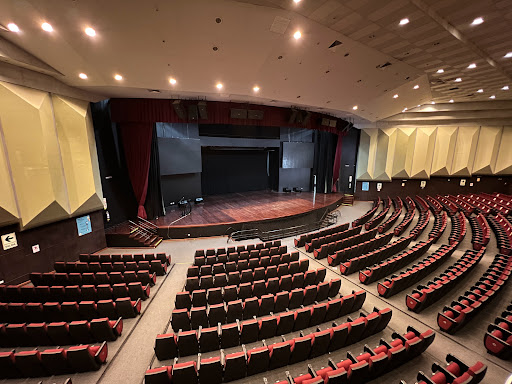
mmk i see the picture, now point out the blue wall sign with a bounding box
[76,215,92,236]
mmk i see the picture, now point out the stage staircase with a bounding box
[342,194,354,206]
[105,218,163,248]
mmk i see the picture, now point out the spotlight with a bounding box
[84,27,96,37]
[79,73,88,79]
[399,18,409,26]
[41,22,53,32]
[7,23,19,32]
[467,63,477,69]
[471,17,484,26]
[216,83,223,89]
[169,78,177,85]
[294,31,302,39]
[114,74,123,81]
[413,85,419,89]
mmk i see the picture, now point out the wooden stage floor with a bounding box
[152,191,344,228]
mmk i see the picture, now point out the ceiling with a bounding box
[0,0,511,123]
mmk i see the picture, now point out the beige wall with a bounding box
[356,125,512,181]
[0,81,103,229]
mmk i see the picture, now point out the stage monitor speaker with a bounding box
[329,119,337,127]
[198,102,208,119]
[173,100,186,120]
[320,117,330,126]
[289,109,299,124]
[293,187,303,193]
[248,110,264,120]
[188,105,199,121]
[194,197,204,204]
[230,108,248,119]
[283,187,292,193]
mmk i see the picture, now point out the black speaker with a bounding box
[172,100,186,120]
[289,109,299,124]
[303,111,311,125]
[188,105,199,121]
[230,108,247,119]
[283,187,292,193]
[296,111,304,124]
[248,110,264,120]
[293,187,303,193]
[198,102,208,119]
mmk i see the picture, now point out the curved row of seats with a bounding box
[394,197,416,236]
[0,342,108,379]
[468,214,490,251]
[377,243,457,298]
[194,247,289,267]
[55,260,167,276]
[428,211,447,242]
[0,317,123,347]
[312,228,375,260]
[436,195,460,216]
[406,248,486,313]
[484,302,512,359]
[145,324,436,384]
[304,225,362,253]
[328,232,393,266]
[294,222,350,248]
[425,195,443,215]
[79,252,170,265]
[378,196,403,234]
[195,241,282,258]
[365,196,391,231]
[409,209,430,240]
[447,195,476,216]
[30,270,156,287]
[359,240,433,285]
[469,193,511,216]
[456,194,491,215]
[352,197,380,227]
[157,295,371,360]
[401,354,487,384]
[437,252,512,334]
[339,235,413,276]
[487,213,512,255]
[448,211,467,245]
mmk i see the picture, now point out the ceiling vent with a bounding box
[270,16,290,34]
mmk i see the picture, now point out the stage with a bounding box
[152,191,344,239]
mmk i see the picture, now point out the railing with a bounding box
[136,216,159,234]
[129,220,154,242]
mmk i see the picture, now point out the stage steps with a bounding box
[105,219,163,248]
[343,194,354,206]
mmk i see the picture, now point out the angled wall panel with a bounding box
[451,126,479,176]
[496,126,512,175]
[52,95,103,216]
[373,128,395,181]
[0,129,19,226]
[410,127,437,179]
[472,126,503,175]
[431,126,458,176]
[391,127,415,179]
[356,129,377,180]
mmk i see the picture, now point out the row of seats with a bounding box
[365,196,391,231]
[0,298,141,323]
[447,195,476,216]
[425,195,443,215]
[304,225,362,253]
[359,240,433,285]
[406,248,486,313]
[487,213,512,255]
[294,222,350,248]
[173,281,343,330]
[394,197,416,236]
[55,260,167,276]
[311,228,376,260]
[428,211,447,242]
[378,196,403,234]
[290,327,435,384]
[0,317,122,347]
[158,295,370,360]
[402,354,487,384]
[414,195,429,213]
[79,252,170,266]
[377,243,457,298]
[468,214,490,251]
[339,235,413,276]
[484,303,512,359]
[193,248,291,267]
[437,252,512,334]
[145,325,434,384]
[187,259,309,279]
[0,342,108,378]
[470,193,511,216]
[194,241,282,258]
[448,212,467,245]
[409,209,430,240]
[29,270,156,288]
[436,195,460,216]
[456,194,491,215]
[352,197,380,227]
[327,232,393,266]
[0,282,150,303]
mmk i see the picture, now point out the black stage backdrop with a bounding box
[202,148,271,195]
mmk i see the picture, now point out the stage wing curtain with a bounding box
[120,122,153,219]
[313,131,337,193]
[332,134,343,192]
[144,125,165,219]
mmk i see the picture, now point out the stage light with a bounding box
[294,31,302,39]
[413,85,419,89]
[79,73,88,79]
[41,22,53,32]
[399,18,409,26]
[436,69,444,74]
[7,23,19,32]
[169,78,177,85]
[393,94,399,98]
[467,63,476,69]
[471,17,484,26]
[85,27,96,37]
[114,74,123,81]
[216,83,223,89]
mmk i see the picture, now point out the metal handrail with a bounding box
[136,217,158,234]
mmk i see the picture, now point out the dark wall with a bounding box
[0,211,106,284]
[338,129,360,194]
[161,173,202,205]
[158,138,202,175]
[355,176,512,201]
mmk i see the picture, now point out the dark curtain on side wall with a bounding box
[144,126,165,219]
[332,134,343,192]
[120,122,153,219]
[313,131,337,193]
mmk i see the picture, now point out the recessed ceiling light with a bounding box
[417,104,421,107]
[431,101,436,104]
[169,78,177,85]
[352,105,358,110]
[436,69,444,74]
[402,108,408,112]
[253,86,260,92]
[293,0,301,3]
[7,23,19,32]
[467,63,477,69]
[471,17,484,26]
[477,89,483,93]
[455,78,462,82]
[393,94,399,98]
[490,95,496,99]
[413,85,419,89]
[216,83,223,89]
[114,74,123,81]
[84,27,96,37]
[78,73,88,79]
[148,89,160,93]
[41,22,53,32]
[502,85,509,90]
[449,99,454,103]
[293,31,302,39]
[399,18,409,26]
[505,52,512,58]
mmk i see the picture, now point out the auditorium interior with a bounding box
[1,1,512,383]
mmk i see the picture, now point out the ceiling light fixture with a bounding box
[490,95,496,99]
[7,23,19,32]
[471,17,484,26]
[402,108,408,112]
[84,27,96,37]
[449,99,454,103]
[169,78,177,85]
[455,78,462,82]
[41,22,53,32]
[393,94,399,98]
[477,89,483,93]
[352,105,358,110]
[505,52,512,58]
[431,101,436,104]
[216,83,223,89]
[78,73,88,79]
[114,74,123,81]
[293,0,301,3]
[413,85,419,89]
[399,18,409,26]
[253,86,260,92]
[293,31,302,39]
[436,69,444,74]
[467,63,477,69]
[502,85,509,90]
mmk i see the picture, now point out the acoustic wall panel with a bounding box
[0,128,18,226]
[496,126,512,175]
[472,126,503,175]
[391,127,415,179]
[410,127,437,179]
[158,137,202,175]
[282,142,315,169]
[372,128,394,181]
[431,126,458,176]
[52,95,104,216]
[356,129,376,180]
[451,126,479,176]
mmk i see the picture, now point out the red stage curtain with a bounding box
[120,122,153,219]
[332,134,343,192]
